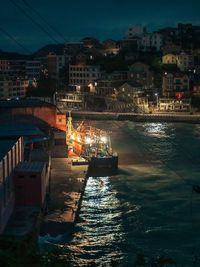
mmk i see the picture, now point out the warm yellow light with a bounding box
[101,136,107,143]
[85,137,92,144]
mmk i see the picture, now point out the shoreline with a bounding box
[71,111,200,123]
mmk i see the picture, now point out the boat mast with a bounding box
[67,110,72,138]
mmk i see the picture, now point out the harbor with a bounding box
[39,120,200,266]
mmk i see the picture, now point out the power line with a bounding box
[21,0,67,43]
[0,25,31,54]
[9,0,60,44]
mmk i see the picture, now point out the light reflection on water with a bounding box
[39,121,200,266]
[66,176,127,266]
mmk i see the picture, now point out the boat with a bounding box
[66,112,118,171]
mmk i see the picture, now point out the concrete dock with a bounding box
[40,146,88,237]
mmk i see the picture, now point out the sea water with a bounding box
[40,121,200,266]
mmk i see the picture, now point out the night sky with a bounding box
[0,0,200,54]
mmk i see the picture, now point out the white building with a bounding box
[125,26,146,39]
[141,32,163,51]
[69,65,102,88]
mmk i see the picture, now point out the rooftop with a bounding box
[0,123,45,138]
[0,98,54,108]
[15,161,46,173]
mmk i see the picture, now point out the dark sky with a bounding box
[0,0,200,54]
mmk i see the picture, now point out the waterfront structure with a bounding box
[14,161,50,206]
[162,72,190,98]
[0,137,23,233]
[159,98,191,111]
[128,62,154,89]
[55,91,85,110]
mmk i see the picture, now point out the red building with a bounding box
[14,162,49,206]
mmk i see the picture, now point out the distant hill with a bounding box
[33,44,65,57]
[0,49,31,60]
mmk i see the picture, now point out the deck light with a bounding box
[85,137,92,144]
[101,136,107,143]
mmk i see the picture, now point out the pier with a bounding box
[40,145,88,237]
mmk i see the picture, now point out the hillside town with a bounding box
[1,23,200,114]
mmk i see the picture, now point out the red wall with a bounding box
[11,106,57,127]
[14,171,44,206]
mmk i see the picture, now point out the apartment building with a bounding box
[125,26,146,39]
[162,72,190,97]
[141,32,163,51]
[128,62,154,89]
[0,78,29,99]
[25,60,41,81]
[47,53,67,80]
[69,64,102,88]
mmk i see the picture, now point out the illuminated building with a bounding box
[162,72,190,98]
[69,64,102,89]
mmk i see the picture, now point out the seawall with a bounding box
[71,111,200,123]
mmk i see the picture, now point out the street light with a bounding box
[155,93,158,110]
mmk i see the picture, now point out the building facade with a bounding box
[141,32,163,51]
[159,98,191,111]
[0,78,29,99]
[0,137,23,233]
[69,64,102,88]
[162,54,178,64]
[125,26,146,39]
[128,62,154,89]
[162,73,190,97]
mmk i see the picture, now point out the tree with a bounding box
[26,78,56,97]
[102,39,117,50]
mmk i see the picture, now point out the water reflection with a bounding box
[66,176,126,266]
[39,121,200,266]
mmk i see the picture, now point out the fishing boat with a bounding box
[66,112,118,171]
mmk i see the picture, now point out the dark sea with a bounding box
[39,121,200,266]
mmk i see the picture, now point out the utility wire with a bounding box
[21,0,67,43]
[0,25,31,54]
[9,0,60,44]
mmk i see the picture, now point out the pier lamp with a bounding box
[155,93,159,110]
[85,137,92,144]
[101,136,107,143]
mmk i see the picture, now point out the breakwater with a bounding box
[71,111,200,123]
